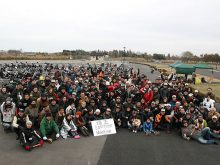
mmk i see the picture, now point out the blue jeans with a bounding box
[197,127,215,144]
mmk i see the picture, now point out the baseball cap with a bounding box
[19,109,25,113]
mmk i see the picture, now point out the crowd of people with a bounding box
[0,62,220,151]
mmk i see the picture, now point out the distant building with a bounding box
[90,54,109,61]
[22,52,36,56]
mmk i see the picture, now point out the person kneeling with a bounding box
[61,114,80,139]
[40,112,60,143]
[20,121,44,151]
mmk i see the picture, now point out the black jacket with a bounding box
[20,127,41,145]
[208,121,220,131]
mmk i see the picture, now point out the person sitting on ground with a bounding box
[40,112,60,143]
[60,113,80,139]
[208,115,220,139]
[0,98,16,132]
[181,120,217,145]
[74,111,89,136]
[12,108,30,140]
[130,111,141,133]
[143,118,159,136]
[194,114,207,130]
[20,121,44,151]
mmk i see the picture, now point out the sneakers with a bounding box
[213,141,218,145]
[154,131,160,136]
[47,138,53,144]
[145,132,150,136]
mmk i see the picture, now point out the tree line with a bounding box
[2,49,220,65]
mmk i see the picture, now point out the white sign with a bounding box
[91,119,117,136]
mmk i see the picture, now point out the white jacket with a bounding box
[203,98,215,111]
[60,118,77,139]
[0,102,16,123]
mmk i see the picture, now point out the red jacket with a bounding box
[140,88,154,103]
[108,86,115,92]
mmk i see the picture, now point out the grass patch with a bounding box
[190,84,220,102]
[0,54,90,60]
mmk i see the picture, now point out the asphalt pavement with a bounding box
[98,129,220,165]
[196,68,220,80]
[0,127,107,165]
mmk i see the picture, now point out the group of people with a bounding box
[0,62,220,151]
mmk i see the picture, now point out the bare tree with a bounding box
[181,51,194,63]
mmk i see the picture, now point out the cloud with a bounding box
[0,0,220,54]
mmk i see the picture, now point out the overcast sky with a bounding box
[0,0,220,55]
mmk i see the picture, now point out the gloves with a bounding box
[43,136,47,140]
[39,140,44,146]
[25,145,31,151]
[56,133,60,138]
